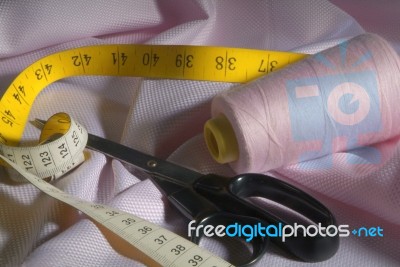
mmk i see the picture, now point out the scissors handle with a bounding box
[156,174,268,267]
[193,173,339,262]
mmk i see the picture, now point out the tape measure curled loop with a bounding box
[0,112,87,183]
[0,113,235,267]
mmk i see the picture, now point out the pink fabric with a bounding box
[0,1,399,266]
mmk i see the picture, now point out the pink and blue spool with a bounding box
[204,33,400,174]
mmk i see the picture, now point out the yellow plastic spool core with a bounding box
[204,114,239,164]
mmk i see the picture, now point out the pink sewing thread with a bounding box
[211,33,400,173]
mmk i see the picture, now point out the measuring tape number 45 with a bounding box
[0,44,305,266]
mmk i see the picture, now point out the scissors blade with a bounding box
[33,119,203,187]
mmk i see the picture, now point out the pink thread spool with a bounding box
[204,33,400,174]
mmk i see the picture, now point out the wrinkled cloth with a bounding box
[0,0,399,266]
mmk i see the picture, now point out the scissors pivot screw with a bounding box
[147,160,158,168]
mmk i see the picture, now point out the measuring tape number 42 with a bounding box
[0,44,305,266]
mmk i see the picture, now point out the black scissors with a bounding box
[35,119,339,266]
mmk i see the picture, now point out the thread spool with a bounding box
[204,33,400,173]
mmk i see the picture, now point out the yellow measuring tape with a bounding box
[0,44,306,266]
[0,44,305,146]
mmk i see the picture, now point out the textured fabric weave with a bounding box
[0,0,399,266]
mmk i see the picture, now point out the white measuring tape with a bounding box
[0,113,234,267]
[0,44,304,266]
[1,113,87,182]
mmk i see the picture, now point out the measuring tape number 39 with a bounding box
[1,113,235,267]
[0,44,305,266]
